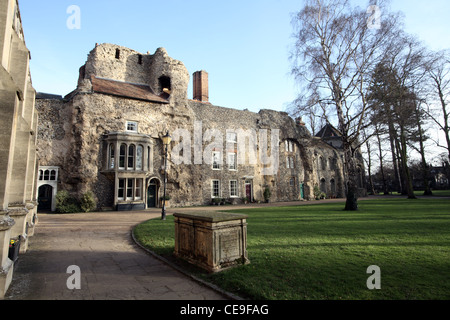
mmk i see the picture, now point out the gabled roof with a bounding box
[91,76,169,103]
[315,123,342,139]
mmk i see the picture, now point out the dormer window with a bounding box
[126,121,138,133]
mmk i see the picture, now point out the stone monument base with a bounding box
[173,211,249,273]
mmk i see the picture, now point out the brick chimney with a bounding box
[193,70,209,102]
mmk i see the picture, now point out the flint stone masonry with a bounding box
[173,211,249,273]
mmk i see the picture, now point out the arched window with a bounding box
[44,170,50,180]
[50,170,56,181]
[109,144,115,169]
[119,144,126,169]
[136,145,143,171]
[128,145,135,170]
[320,178,326,193]
[39,170,43,180]
[330,179,336,196]
[147,146,151,171]
[320,157,326,170]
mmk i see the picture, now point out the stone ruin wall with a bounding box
[80,44,189,102]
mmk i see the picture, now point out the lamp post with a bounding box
[161,131,171,220]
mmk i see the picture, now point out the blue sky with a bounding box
[20,0,450,115]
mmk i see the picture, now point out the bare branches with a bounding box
[424,50,450,161]
[289,0,405,208]
[290,0,401,141]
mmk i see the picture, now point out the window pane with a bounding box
[212,151,221,169]
[230,180,237,197]
[119,144,126,169]
[109,144,115,169]
[135,179,142,200]
[118,179,125,199]
[50,170,56,180]
[44,170,50,180]
[128,145,135,169]
[212,180,220,197]
[136,145,143,170]
[228,153,236,170]
[127,179,134,199]
[147,146,151,170]
[126,121,138,132]
[227,132,237,143]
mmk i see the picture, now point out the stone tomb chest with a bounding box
[173,211,249,273]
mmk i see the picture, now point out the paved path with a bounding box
[5,211,228,300]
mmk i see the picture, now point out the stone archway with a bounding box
[38,184,53,211]
[147,178,160,208]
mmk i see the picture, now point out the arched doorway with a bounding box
[245,180,253,202]
[147,179,160,208]
[300,182,305,199]
[38,184,53,211]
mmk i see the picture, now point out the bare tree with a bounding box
[289,89,328,136]
[426,50,450,162]
[290,0,399,210]
[410,100,432,195]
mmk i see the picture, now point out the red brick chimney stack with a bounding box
[193,70,209,102]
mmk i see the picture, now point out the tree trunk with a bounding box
[336,100,359,211]
[344,142,359,211]
[399,129,417,199]
[375,128,388,194]
[388,120,402,194]
[393,133,407,195]
[365,140,376,195]
[415,105,432,196]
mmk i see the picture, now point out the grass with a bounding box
[376,189,450,197]
[133,198,450,300]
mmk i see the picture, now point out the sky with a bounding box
[19,0,450,113]
[18,0,450,163]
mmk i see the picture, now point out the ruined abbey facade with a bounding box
[35,43,365,211]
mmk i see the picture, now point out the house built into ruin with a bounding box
[35,43,364,212]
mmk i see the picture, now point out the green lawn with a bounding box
[133,198,450,300]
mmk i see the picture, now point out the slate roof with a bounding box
[315,123,342,139]
[36,92,63,100]
[91,76,169,103]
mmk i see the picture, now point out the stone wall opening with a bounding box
[158,76,171,94]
